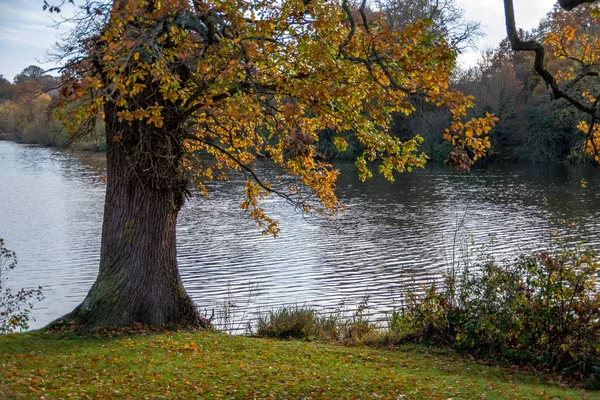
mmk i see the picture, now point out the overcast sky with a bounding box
[0,0,557,82]
[456,0,556,66]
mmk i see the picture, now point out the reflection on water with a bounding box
[1,141,599,330]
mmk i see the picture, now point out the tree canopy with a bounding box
[13,65,46,84]
[0,66,63,145]
[56,0,496,234]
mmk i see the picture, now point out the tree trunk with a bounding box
[56,101,209,332]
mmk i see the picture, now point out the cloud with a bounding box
[0,1,67,47]
[0,0,73,80]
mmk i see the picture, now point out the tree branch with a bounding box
[503,0,594,115]
[188,134,302,210]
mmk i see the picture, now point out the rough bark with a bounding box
[55,101,209,333]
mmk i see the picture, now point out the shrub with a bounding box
[391,247,600,383]
[0,238,43,334]
[389,281,451,341]
[340,298,377,341]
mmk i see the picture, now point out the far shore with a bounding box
[0,136,107,171]
[69,148,107,172]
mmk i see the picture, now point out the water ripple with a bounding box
[1,141,599,330]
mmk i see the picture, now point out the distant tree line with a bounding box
[0,66,62,146]
[0,65,104,150]
[389,4,598,164]
[2,2,597,164]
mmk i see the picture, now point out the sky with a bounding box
[0,0,74,81]
[0,0,557,82]
[456,0,557,67]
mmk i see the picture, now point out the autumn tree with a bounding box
[504,0,600,162]
[49,0,496,332]
[453,28,590,163]
[371,0,483,163]
[0,66,62,144]
[13,65,46,85]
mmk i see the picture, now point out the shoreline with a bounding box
[68,148,107,172]
[0,137,107,172]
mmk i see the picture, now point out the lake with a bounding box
[1,140,599,331]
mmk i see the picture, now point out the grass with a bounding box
[0,330,594,399]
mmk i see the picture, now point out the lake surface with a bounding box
[1,140,599,331]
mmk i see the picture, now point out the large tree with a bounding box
[50,0,496,332]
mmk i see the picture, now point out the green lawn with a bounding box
[0,330,592,399]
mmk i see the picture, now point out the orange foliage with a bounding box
[60,0,496,234]
[544,3,600,162]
